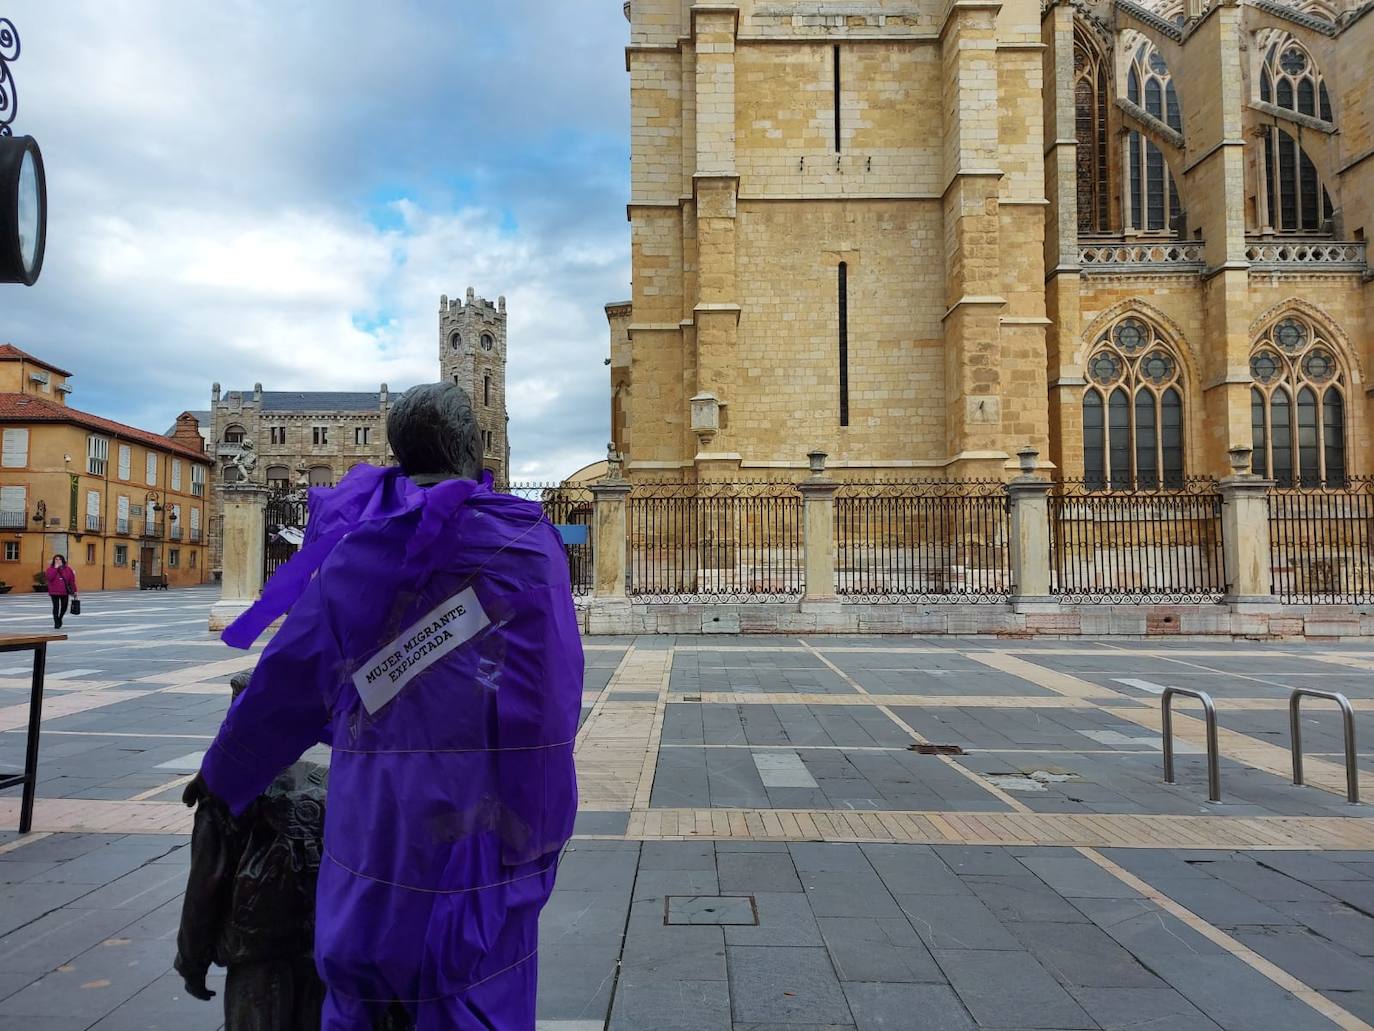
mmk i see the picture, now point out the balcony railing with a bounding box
[140,521,164,540]
[116,519,131,535]
[169,525,183,541]
[1245,240,1366,271]
[190,529,203,543]
[1078,241,1205,273]
[84,515,102,533]
[0,511,26,530]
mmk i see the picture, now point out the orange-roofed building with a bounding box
[0,346,212,591]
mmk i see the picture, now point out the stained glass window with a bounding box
[1125,43,1183,234]
[1082,314,1187,489]
[1250,313,1347,487]
[1259,39,1334,232]
[1073,27,1111,234]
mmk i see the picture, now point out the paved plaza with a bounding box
[0,589,1372,1029]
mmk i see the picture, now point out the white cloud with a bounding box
[0,0,630,480]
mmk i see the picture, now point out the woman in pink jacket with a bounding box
[45,555,76,629]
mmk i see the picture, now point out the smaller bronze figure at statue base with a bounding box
[175,671,328,1031]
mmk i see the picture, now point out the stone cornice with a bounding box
[1249,0,1339,36]
[1115,0,1183,42]
[1249,100,1336,135]
[938,0,1003,41]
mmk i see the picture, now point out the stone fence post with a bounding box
[798,451,838,601]
[591,478,630,599]
[1219,446,1275,603]
[209,484,270,631]
[1007,449,1053,604]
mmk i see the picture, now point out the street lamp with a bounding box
[0,20,47,287]
[144,492,168,582]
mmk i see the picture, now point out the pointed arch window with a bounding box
[1258,40,1333,233]
[1074,26,1111,234]
[1250,313,1346,486]
[1125,43,1183,234]
[1082,314,1187,489]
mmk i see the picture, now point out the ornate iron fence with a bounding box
[1269,478,1374,604]
[503,483,594,596]
[1049,479,1226,602]
[627,482,804,601]
[264,491,308,581]
[834,482,1010,602]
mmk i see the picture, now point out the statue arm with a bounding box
[200,574,341,815]
[174,797,246,994]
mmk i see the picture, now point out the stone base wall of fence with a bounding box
[210,470,1374,639]
[576,598,1374,639]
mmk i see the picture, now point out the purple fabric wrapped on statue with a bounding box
[200,462,583,1030]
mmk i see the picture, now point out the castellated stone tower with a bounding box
[439,287,509,483]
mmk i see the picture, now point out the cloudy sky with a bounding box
[2,0,630,480]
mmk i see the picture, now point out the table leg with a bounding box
[19,644,45,834]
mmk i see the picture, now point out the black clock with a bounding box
[0,134,45,286]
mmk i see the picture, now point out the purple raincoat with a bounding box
[200,466,583,1030]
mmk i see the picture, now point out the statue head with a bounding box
[387,382,482,481]
[230,671,251,699]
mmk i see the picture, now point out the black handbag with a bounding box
[70,598,81,616]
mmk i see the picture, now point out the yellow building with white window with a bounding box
[0,346,212,591]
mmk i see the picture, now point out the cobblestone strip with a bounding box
[12,796,1373,850]
[133,653,261,685]
[614,808,1374,849]
[662,691,1374,710]
[668,692,1096,707]
[0,689,144,732]
[573,646,673,811]
[0,798,192,834]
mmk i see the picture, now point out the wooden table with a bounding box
[0,633,65,833]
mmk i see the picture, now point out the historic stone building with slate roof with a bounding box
[205,289,509,573]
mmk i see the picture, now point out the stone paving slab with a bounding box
[2,603,1374,1027]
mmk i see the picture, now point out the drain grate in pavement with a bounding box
[909,743,965,755]
[665,895,759,926]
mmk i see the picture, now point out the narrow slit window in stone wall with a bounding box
[833,46,842,154]
[838,261,849,427]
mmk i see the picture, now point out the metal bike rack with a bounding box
[1161,687,1221,802]
[1289,688,1360,805]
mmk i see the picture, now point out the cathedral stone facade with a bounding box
[206,289,510,573]
[609,0,1374,486]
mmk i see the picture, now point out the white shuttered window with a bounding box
[2,429,28,468]
[87,436,109,475]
